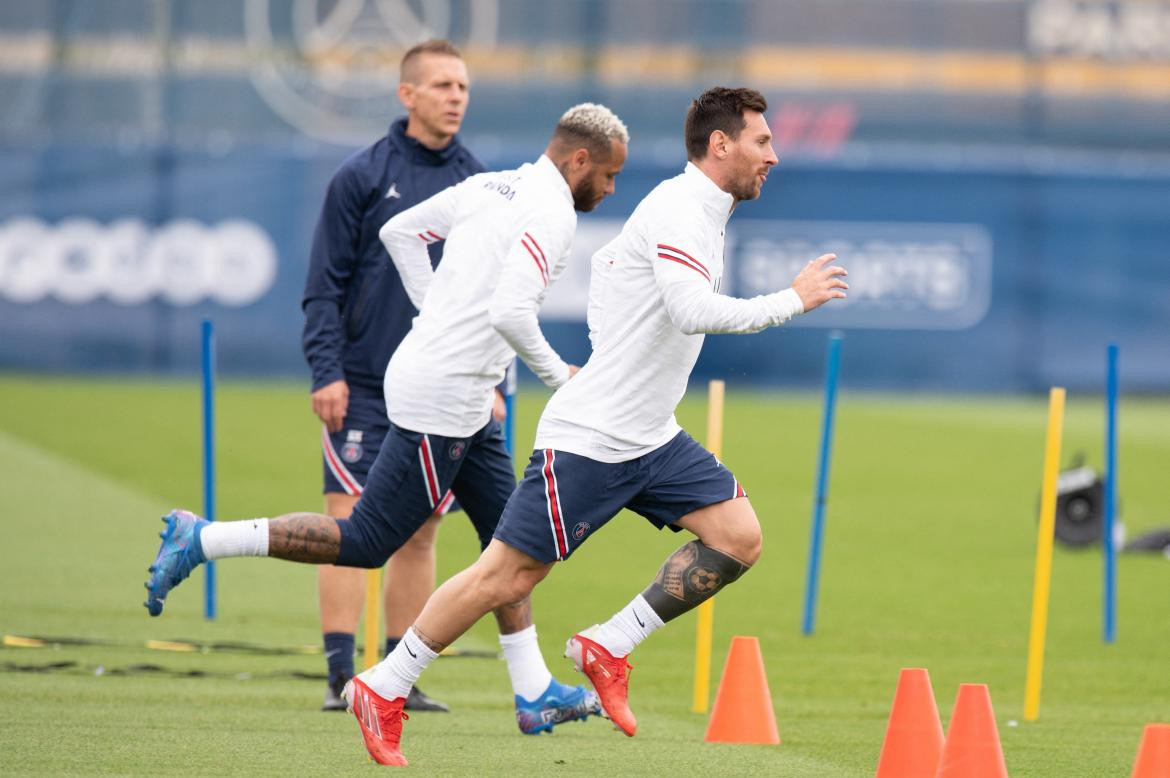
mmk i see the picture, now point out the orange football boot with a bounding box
[565,629,636,736]
[345,676,409,766]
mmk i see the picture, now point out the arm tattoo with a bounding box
[493,596,534,635]
[267,513,342,563]
[641,540,749,623]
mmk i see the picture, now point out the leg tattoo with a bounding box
[641,540,749,623]
[267,513,342,563]
[411,626,446,654]
[493,596,534,635]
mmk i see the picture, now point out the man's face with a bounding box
[570,139,628,212]
[399,54,470,144]
[724,110,778,201]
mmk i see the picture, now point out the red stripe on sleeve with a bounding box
[657,243,709,275]
[524,232,547,264]
[658,253,711,282]
[522,239,549,285]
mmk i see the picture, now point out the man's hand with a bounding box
[312,379,349,433]
[492,389,507,422]
[791,253,848,313]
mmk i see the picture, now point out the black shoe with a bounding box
[405,685,449,712]
[321,675,350,712]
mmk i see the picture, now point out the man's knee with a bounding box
[678,498,763,567]
[398,516,440,557]
[335,502,420,569]
[472,541,550,606]
[725,511,763,566]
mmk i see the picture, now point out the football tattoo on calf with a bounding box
[641,540,749,622]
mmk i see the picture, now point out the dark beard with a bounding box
[728,177,760,202]
[571,178,601,212]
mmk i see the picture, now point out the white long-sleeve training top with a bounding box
[379,154,575,437]
[535,162,805,462]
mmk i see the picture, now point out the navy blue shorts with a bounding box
[494,430,746,564]
[321,390,387,496]
[335,418,514,568]
[322,391,457,514]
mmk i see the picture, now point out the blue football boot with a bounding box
[515,677,604,735]
[144,509,208,616]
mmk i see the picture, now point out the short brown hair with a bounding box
[400,39,463,84]
[684,87,768,161]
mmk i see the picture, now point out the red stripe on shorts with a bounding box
[542,449,568,559]
[321,426,363,496]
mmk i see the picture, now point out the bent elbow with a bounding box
[377,218,400,250]
[674,315,703,336]
[488,305,523,339]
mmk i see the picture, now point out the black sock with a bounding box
[324,632,355,685]
[384,636,401,659]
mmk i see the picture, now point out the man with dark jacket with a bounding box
[300,39,484,713]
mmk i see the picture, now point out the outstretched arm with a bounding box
[654,242,847,335]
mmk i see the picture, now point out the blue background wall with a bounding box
[1,0,1168,392]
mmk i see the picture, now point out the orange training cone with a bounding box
[704,636,780,745]
[1131,723,1170,778]
[935,684,1008,778]
[875,668,944,778]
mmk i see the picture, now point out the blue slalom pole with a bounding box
[1103,343,1119,643]
[503,360,517,456]
[201,319,217,621]
[802,332,843,636]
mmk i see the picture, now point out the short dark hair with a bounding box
[400,39,463,83]
[684,87,768,161]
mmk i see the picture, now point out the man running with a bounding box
[346,86,848,766]
[143,103,630,752]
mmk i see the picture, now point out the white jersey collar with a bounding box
[534,154,573,205]
[683,161,735,224]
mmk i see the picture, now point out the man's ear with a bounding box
[709,130,729,160]
[572,147,591,171]
[397,82,414,110]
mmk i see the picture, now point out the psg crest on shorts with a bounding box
[341,442,363,463]
[573,522,590,540]
[448,442,465,460]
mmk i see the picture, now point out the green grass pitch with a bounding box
[1,374,1168,776]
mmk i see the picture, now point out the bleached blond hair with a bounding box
[551,103,629,157]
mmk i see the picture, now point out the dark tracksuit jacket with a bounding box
[302,118,485,396]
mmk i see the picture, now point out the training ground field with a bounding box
[1,374,1167,776]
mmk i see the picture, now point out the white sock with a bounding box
[498,625,553,702]
[591,594,664,658]
[369,627,438,700]
[197,519,269,559]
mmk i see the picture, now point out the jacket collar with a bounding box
[389,117,465,166]
[683,161,735,224]
[533,154,573,205]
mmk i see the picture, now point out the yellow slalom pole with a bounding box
[1024,387,1066,721]
[693,379,725,713]
[363,569,381,670]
